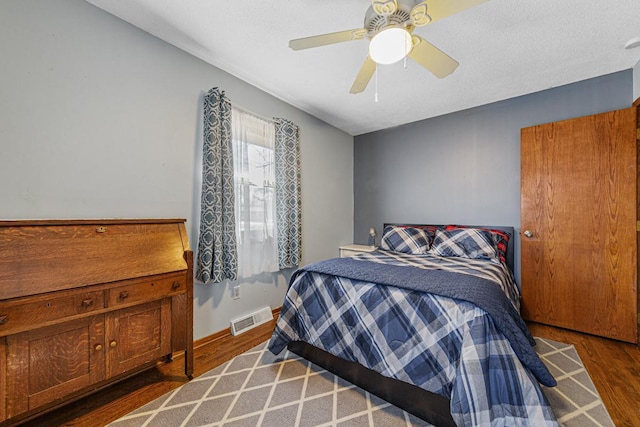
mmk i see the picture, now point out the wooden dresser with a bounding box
[0,219,194,425]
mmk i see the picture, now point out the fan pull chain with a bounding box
[375,63,378,103]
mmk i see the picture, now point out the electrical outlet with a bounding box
[232,285,240,299]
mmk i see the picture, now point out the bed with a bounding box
[268,223,558,426]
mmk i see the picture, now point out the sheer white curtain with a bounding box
[231,107,279,277]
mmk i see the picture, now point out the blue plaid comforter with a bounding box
[269,252,558,426]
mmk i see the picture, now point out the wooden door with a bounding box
[105,299,171,378]
[521,107,638,343]
[5,315,106,417]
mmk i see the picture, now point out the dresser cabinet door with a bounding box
[105,299,171,378]
[5,315,105,417]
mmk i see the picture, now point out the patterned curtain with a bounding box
[274,118,302,269]
[196,88,238,283]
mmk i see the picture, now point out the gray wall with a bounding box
[0,0,354,340]
[354,70,633,282]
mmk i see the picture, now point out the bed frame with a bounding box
[287,223,515,426]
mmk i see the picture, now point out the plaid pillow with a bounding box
[404,224,439,240]
[380,225,431,254]
[444,225,510,263]
[430,228,499,261]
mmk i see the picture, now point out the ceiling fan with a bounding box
[289,0,489,94]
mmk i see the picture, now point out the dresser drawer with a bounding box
[0,291,104,336]
[107,274,185,307]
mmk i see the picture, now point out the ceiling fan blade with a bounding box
[425,0,489,24]
[289,29,366,51]
[371,0,398,16]
[410,2,431,26]
[350,56,377,94]
[408,36,459,78]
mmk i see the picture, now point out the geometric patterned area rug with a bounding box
[533,338,615,427]
[108,337,614,427]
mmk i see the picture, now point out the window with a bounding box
[231,107,278,277]
[196,87,301,284]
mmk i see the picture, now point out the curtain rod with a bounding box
[231,102,276,124]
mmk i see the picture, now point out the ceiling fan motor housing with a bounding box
[364,0,419,36]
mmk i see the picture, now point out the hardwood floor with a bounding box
[527,322,640,427]
[10,320,640,427]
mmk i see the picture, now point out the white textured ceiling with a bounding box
[86,0,640,136]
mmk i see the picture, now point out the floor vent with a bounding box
[230,306,273,336]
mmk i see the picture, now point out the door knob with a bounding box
[523,230,534,238]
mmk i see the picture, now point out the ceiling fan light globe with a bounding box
[369,28,412,64]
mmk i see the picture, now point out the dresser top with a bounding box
[0,219,190,300]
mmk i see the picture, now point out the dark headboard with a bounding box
[383,223,516,273]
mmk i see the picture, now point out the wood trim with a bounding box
[193,306,282,350]
[193,307,282,367]
[633,97,640,108]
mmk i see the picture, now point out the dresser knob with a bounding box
[110,340,117,348]
[0,316,7,325]
[82,299,94,307]
[94,344,103,351]
[172,282,181,290]
[119,291,129,300]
